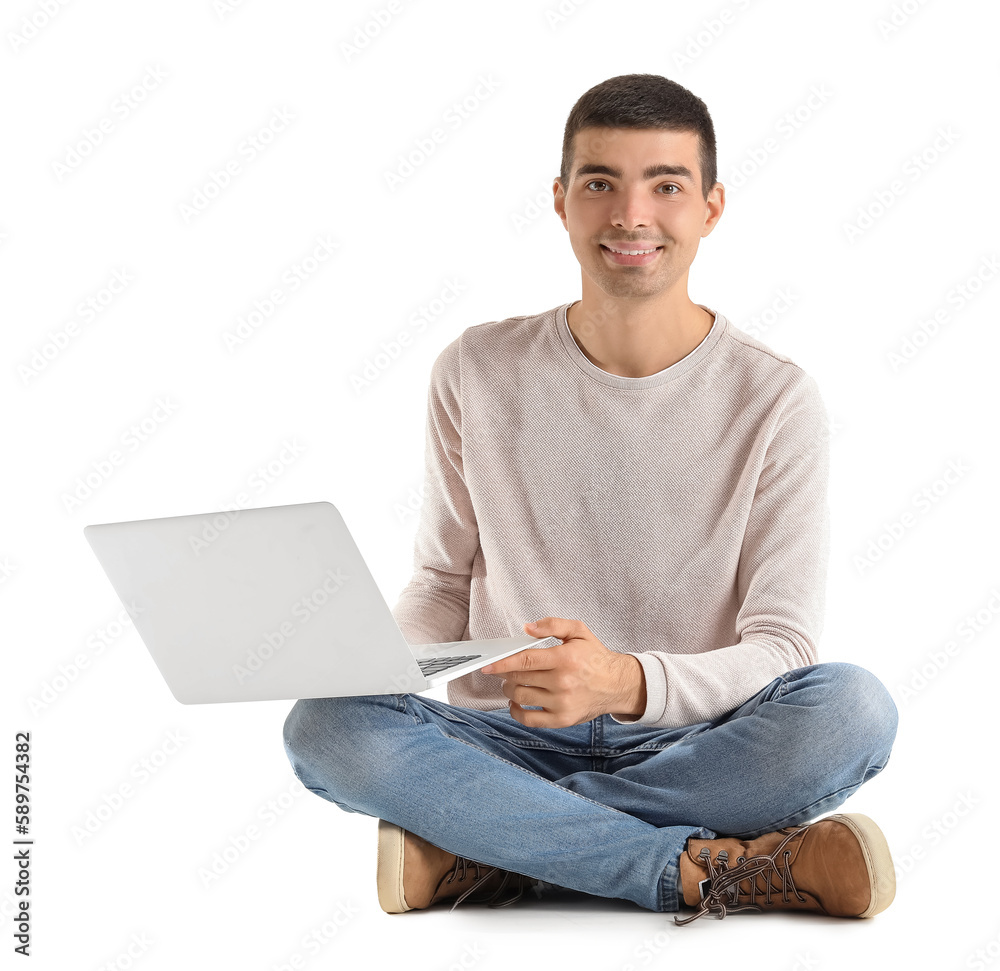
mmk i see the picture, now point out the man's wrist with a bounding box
[612,653,647,718]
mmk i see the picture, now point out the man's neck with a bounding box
[565,293,714,379]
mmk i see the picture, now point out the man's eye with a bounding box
[584,181,680,193]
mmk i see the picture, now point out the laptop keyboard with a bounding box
[417,654,483,676]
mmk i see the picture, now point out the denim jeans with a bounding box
[281,661,897,913]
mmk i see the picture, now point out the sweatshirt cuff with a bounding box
[609,652,667,726]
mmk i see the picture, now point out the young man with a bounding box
[282,74,898,923]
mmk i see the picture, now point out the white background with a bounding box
[3,0,999,967]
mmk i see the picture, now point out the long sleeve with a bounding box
[611,373,831,728]
[390,337,478,645]
[385,300,833,728]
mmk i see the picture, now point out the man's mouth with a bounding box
[601,244,661,256]
[600,243,663,266]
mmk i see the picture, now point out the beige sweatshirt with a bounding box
[390,301,831,729]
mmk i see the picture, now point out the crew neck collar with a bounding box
[555,300,725,389]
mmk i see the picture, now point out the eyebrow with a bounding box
[573,162,695,184]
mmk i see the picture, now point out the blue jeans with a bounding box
[281,661,897,913]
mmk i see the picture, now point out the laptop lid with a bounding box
[83,501,430,703]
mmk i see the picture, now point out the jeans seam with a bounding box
[398,693,426,726]
[659,857,679,912]
[409,697,593,756]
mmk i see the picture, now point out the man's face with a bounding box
[553,126,724,302]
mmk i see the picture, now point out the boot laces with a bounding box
[674,828,808,926]
[445,856,535,911]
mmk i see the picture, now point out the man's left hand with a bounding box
[481,617,647,728]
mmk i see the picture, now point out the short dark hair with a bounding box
[559,74,718,201]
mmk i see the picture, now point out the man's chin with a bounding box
[592,277,670,301]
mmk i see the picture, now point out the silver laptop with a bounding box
[83,500,552,704]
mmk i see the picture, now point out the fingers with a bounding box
[506,698,550,726]
[482,647,554,676]
[526,616,590,641]
[506,700,578,730]
[499,678,546,706]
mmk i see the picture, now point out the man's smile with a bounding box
[600,242,663,265]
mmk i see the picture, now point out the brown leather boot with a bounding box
[376,819,536,914]
[675,813,895,925]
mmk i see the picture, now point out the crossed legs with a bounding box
[282,661,897,912]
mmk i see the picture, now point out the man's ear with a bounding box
[700,181,725,238]
[553,178,568,230]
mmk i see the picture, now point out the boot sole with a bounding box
[376,818,410,914]
[826,813,896,917]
